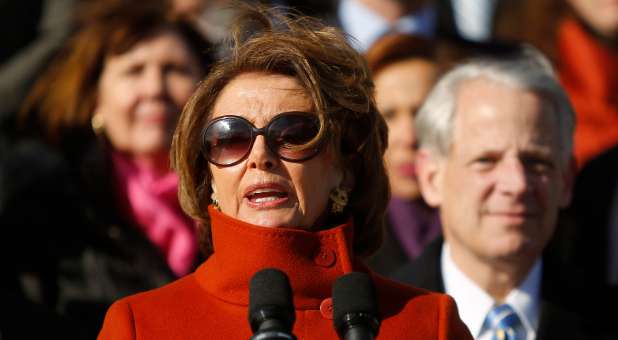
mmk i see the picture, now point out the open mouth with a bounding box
[245,186,290,208]
[247,190,288,203]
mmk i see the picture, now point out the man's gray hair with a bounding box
[415,46,575,164]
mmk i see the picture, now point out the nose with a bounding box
[497,159,528,197]
[246,135,278,170]
[141,67,166,98]
[390,111,416,148]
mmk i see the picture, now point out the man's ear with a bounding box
[416,148,444,208]
[559,156,577,208]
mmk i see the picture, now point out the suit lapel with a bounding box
[393,237,445,293]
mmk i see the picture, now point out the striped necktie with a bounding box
[483,304,526,340]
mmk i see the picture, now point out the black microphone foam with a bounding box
[249,268,296,339]
[332,272,380,339]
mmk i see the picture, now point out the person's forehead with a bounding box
[451,78,561,150]
[212,72,312,123]
[454,77,551,122]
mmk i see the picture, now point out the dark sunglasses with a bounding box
[202,111,324,166]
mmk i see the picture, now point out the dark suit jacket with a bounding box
[568,145,618,290]
[394,237,617,340]
[0,139,184,339]
[365,220,411,277]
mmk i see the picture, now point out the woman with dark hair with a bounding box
[1,2,212,337]
[364,33,442,276]
[98,5,472,339]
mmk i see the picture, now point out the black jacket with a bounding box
[394,237,617,340]
[0,138,191,339]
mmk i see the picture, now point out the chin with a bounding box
[239,211,302,229]
[390,182,421,201]
[490,236,533,259]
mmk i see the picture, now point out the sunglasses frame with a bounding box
[201,111,325,167]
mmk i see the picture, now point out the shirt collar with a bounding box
[442,243,494,337]
[503,259,541,337]
[441,243,542,338]
[338,0,435,51]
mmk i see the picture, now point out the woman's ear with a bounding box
[416,148,444,208]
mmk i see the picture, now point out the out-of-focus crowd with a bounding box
[0,0,616,339]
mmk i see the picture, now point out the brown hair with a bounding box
[493,0,567,61]
[21,1,212,145]
[365,33,436,75]
[171,4,390,258]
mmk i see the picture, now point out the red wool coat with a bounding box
[558,18,618,168]
[98,207,472,339]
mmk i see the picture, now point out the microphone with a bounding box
[249,268,297,340]
[332,272,381,340]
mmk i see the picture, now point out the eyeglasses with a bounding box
[202,111,324,166]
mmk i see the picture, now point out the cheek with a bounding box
[292,152,340,216]
[98,75,136,117]
[168,76,198,108]
[100,107,134,149]
[533,176,556,207]
[445,166,475,196]
[97,80,136,141]
[210,167,242,203]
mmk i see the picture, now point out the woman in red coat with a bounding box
[98,5,472,340]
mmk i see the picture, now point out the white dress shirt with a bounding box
[337,0,435,51]
[441,242,541,340]
[450,0,498,42]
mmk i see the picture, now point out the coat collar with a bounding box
[195,206,357,309]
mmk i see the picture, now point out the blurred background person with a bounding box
[0,0,76,136]
[98,5,472,339]
[551,4,618,334]
[557,0,618,167]
[363,33,442,277]
[337,0,435,51]
[0,1,212,338]
[171,0,237,44]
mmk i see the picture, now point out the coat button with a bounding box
[320,298,333,319]
[314,247,336,268]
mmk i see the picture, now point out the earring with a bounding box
[329,187,349,213]
[91,114,104,134]
[211,192,220,211]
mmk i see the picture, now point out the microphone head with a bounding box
[332,272,380,336]
[249,268,295,333]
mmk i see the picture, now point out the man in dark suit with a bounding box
[394,46,616,339]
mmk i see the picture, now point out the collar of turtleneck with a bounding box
[194,206,358,309]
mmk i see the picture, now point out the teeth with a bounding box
[253,196,279,203]
[250,189,278,195]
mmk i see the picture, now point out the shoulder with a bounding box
[372,274,473,339]
[98,299,136,340]
[98,273,204,338]
[110,272,201,311]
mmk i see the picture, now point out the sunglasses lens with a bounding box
[269,114,321,160]
[204,118,252,165]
